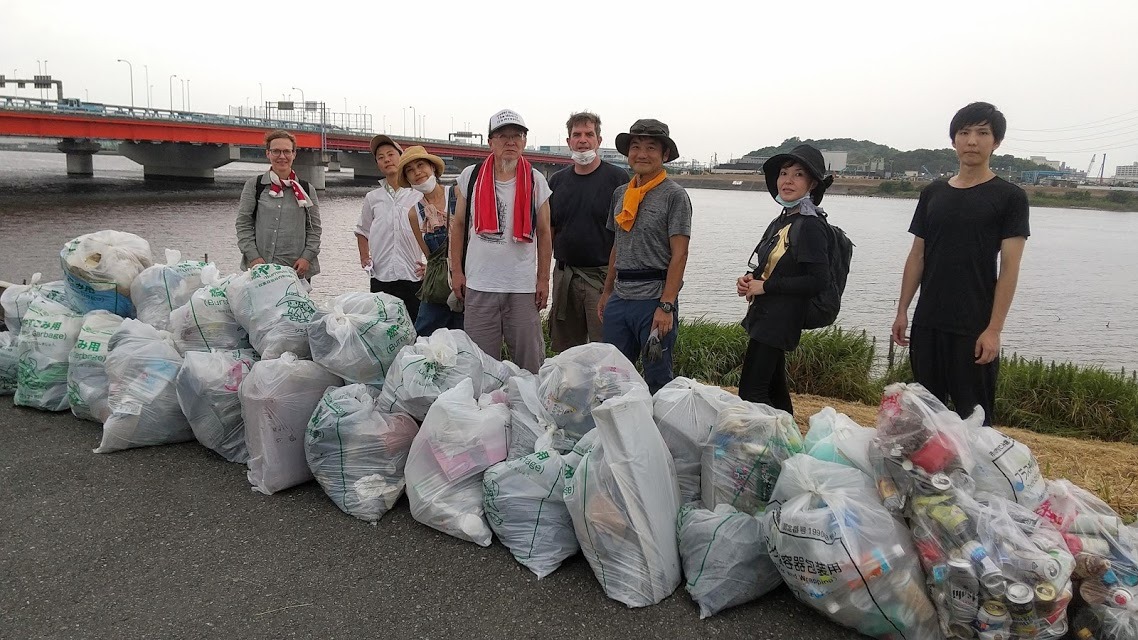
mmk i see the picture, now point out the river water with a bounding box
[1,150,1135,371]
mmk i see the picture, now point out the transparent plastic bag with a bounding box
[804,407,879,478]
[766,454,941,640]
[60,230,153,316]
[505,374,575,460]
[653,377,745,504]
[68,310,125,422]
[405,378,510,546]
[701,401,804,515]
[307,292,416,386]
[564,388,682,608]
[1,273,69,335]
[0,332,20,395]
[169,265,250,354]
[240,353,343,494]
[537,342,648,440]
[95,319,192,453]
[176,349,259,463]
[677,502,782,618]
[376,329,502,421]
[130,249,206,331]
[966,415,1046,510]
[306,384,419,522]
[227,264,317,359]
[14,297,85,411]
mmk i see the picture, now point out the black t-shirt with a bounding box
[548,161,630,267]
[909,176,1030,335]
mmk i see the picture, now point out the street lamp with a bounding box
[168,74,177,111]
[180,78,186,111]
[143,64,150,108]
[402,108,407,136]
[409,105,417,137]
[115,59,134,107]
[186,79,191,111]
[292,86,305,106]
[258,82,263,109]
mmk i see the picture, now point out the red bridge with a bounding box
[0,97,572,187]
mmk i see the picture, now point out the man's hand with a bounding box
[535,276,549,310]
[249,258,266,267]
[597,291,611,323]
[736,273,753,297]
[451,270,466,301]
[293,258,310,279]
[975,328,1000,365]
[360,256,371,269]
[891,311,909,346]
[415,262,426,280]
[746,278,766,297]
[651,306,674,338]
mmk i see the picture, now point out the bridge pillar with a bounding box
[338,150,382,182]
[57,138,102,177]
[119,141,236,182]
[293,150,329,190]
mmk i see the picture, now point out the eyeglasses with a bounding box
[268,149,296,157]
[493,132,526,142]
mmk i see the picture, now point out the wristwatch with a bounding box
[658,301,674,313]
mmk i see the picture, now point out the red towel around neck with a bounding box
[472,155,534,242]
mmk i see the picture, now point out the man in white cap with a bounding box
[355,134,425,320]
[450,109,552,373]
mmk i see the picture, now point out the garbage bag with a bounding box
[169,265,250,354]
[965,412,1046,510]
[14,297,84,411]
[377,329,507,421]
[564,388,682,608]
[60,230,153,317]
[227,263,317,359]
[505,374,575,460]
[804,407,878,478]
[677,502,782,618]
[653,377,745,503]
[701,401,804,516]
[405,378,510,546]
[176,349,259,463]
[0,331,18,395]
[130,249,206,331]
[537,342,648,440]
[766,454,940,640]
[67,310,125,422]
[241,352,343,495]
[305,384,419,522]
[308,291,416,386]
[1,273,69,335]
[94,319,192,453]
[483,432,588,579]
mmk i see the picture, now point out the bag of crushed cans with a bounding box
[652,377,744,504]
[537,343,648,440]
[804,406,878,478]
[701,401,804,516]
[766,454,941,640]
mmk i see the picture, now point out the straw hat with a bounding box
[395,145,446,188]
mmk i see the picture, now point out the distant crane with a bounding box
[1100,153,1107,183]
[1086,154,1097,180]
[921,165,934,178]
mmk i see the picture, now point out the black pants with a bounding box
[370,278,421,323]
[738,338,793,414]
[909,326,998,425]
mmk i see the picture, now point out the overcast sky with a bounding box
[3,0,1137,175]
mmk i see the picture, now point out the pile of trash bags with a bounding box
[60,230,153,317]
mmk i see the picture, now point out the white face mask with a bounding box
[411,175,437,194]
[571,149,597,165]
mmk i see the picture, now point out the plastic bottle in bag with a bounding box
[702,401,804,515]
[68,310,125,423]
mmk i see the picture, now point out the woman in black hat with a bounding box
[734,144,834,413]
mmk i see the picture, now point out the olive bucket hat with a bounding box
[615,119,679,162]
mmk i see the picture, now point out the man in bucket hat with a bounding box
[355,134,425,321]
[597,119,691,393]
[450,109,552,373]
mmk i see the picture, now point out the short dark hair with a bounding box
[950,102,1007,143]
[566,112,602,137]
[264,129,296,150]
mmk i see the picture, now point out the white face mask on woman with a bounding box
[411,175,437,194]
[571,149,597,165]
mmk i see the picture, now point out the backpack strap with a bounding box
[461,161,482,273]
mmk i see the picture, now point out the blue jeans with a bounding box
[414,301,463,337]
[602,293,678,394]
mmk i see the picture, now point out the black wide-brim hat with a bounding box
[763,144,835,204]
[616,119,679,163]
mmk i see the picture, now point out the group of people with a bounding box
[235,101,1029,426]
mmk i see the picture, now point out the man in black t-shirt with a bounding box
[892,102,1030,425]
[548,112,631,352]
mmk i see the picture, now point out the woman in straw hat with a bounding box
[396,146,463,335]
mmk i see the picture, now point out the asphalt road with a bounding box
[0,402,863,640]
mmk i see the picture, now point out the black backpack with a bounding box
[790,211,854,329]
[253,175,313,222]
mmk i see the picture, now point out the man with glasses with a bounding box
[450,109,552,373]
[236,129,322,279]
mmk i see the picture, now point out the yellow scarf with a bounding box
[615,170,667,231]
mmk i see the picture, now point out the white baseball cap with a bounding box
[488,109,528,135]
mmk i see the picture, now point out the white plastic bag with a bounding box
[67,310,125,422]
[1,273,69,335]
[702,401,805,516]
[564,388,682,608]
[14,297,84,411]
[405,378,510,546]
[653,377,745,503]
[130,249,206,331]
[227,264,317,359]
[60,230,153,316]
[804,407,879,478]
[0,331,18,395]
[677,502,782,618]
[305,384,419,522]
[241,352,343,495]
[377,329,505,421]
[537,342,648,439]
[308,292,416,386]
[169,266,250,354]
[176,349,259,463]
[505,374,575,460]
[766,455,940,640]
[95,319,192,453]
[966,414,1046,510]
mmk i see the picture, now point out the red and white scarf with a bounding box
[472,155,535,243]
[268,170,312,208]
